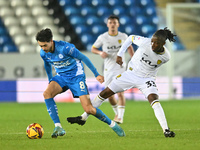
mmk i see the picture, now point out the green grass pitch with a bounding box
[0,100,200,150]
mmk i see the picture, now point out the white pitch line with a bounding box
[1,128,200,135]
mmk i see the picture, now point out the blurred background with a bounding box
[0,0,199,102]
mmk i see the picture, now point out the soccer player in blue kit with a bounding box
[36,28,125,138]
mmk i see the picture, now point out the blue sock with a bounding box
[94,108,111,125]
[45,98,60,124]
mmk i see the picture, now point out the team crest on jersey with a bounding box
[59,54,63,59]
[157,60,162,64]
[118,40,122,44]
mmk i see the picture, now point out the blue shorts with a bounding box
[50,74,89,98]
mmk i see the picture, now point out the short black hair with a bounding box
[154,27,176,42]
[36,28,53,42]
[107,15,119,22]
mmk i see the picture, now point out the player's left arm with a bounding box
[76,52,104,83]
[116,36,133,66]
[64,44,104,83]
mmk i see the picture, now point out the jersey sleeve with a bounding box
[117,35,133,57]
[63,43,100,77]
[131,35,148,46]
[92,35,103,49]
[76,52,100,77]
[40,50,53,81]
[117,35,148,57]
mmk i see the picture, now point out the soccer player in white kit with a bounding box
[91,15,134,123]
[67,27,176,137]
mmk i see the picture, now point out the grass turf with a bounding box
[0,100,200,150]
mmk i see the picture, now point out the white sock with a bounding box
[151,100,168,132]
[118,105,125,120]
[81,95,105,121]
[108,120,115,127]
[55,123,62,128]
[81,112,89,121]
[91,94,105,108]
[112,104,118,116]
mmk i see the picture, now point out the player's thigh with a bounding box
[108,71,135,93]
[45,81,63,97]
[69,77,89,98]
[137,78,158,99]
[104,69,125,87]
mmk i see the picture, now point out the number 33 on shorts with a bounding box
[146,81,156,88]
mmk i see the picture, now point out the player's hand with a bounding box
[100,52,108,59]
[116,56,123,66]
[96,75,104,84]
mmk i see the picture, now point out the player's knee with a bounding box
[117,92,124,98]
[100,87,115,99]
[43,90,52,99]
[147,94,159,104]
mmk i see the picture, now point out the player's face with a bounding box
[151,36,165,53]
[38,40,54,53]
[107,19,119,32]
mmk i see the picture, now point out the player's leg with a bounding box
[79,95,125,137]
[108,95,118,121]
[105,71,119,120]
[148,94,175,137]
[67,72,132,125]
[140,78,175,137]
[67,88,114,124]
[43,78,66,138]
[115,92,125,124]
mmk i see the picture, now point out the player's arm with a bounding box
[65,45,104,83]
[127,45,134,57]
[117,35,133,66]
[44,61,53,82]
[91,46,108,59]
[40,52,53,81]
[77,52,104,83]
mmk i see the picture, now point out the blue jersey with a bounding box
[40,40,99,81]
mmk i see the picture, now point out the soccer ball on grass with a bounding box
[26,123,44,139]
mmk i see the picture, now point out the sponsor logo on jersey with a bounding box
[53,61,71,68]
[141,57,158,68]
[107,45,121,50]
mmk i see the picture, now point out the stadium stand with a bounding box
[0,0,187,52]
[0,0,64,53]
[0,18,18,52]
[57,0,159,51]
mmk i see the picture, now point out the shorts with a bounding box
[104,67,125,87]
[108,70,158,98]
[50,74,89,98]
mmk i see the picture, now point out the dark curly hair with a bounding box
[154,27,176,42]
[36,28,53,42]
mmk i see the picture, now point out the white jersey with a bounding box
[118,35,171,78]
[93,31,128,72]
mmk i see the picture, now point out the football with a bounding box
[26,123,44,139]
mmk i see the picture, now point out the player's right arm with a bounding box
[40,51,53,82]
[91,34,108,59]
[91,46,108,58]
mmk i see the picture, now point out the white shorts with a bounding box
[108,70,158,98]
[104,67,125,87]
